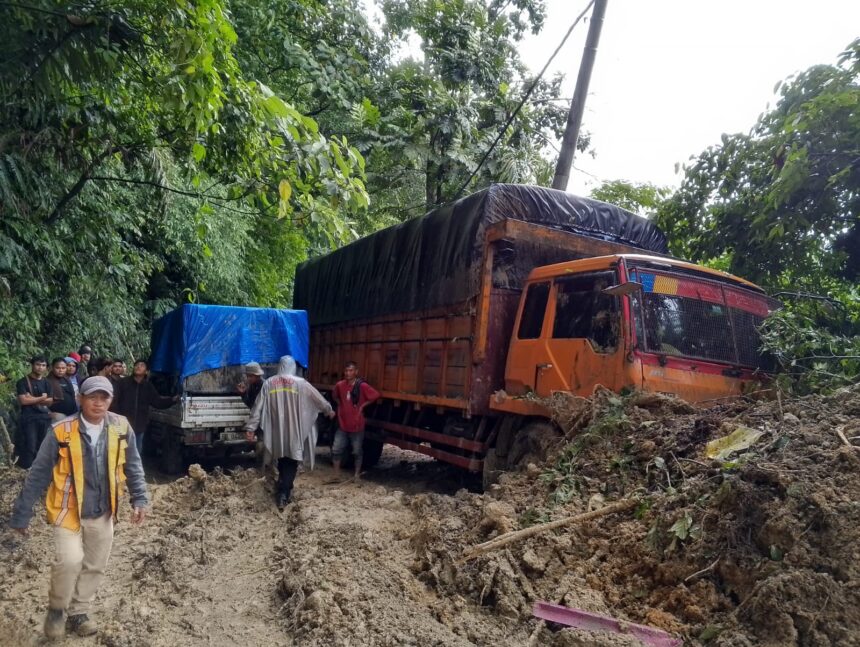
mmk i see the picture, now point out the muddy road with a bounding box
[0,449,539,647]
[2,385,860,646]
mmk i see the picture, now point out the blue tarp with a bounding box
[150,304,309,380]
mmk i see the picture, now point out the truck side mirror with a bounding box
[602,282,643,296]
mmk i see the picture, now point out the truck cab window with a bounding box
[552,272,618,352]
[517,282,550,339]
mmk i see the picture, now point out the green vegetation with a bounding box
[0,2,857,401]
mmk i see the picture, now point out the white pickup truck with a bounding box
[148,393,253,473]
[147,304,310,473]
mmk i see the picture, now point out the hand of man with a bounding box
[327,410,336,419]
[131,507,148,526]
[244,430,256,442]
[236,383,247,394]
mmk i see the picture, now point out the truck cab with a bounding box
[504,254,778,405]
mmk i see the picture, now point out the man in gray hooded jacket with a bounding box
[244,356,334,509]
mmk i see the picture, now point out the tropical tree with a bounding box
[0,0,367,370]
[590,180,670,219]
[655,39,860,292]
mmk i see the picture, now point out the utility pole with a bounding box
[552,0,608,191]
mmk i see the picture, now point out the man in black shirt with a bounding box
[47,357,78,421]
[15,356,51,468]
[111,360,177,453]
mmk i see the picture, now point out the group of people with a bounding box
[240,358,380,509]
[8,351,378,641]
[14,348,175,469]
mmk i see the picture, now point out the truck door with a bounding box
[505,281,552,395]
[540,271,624,396]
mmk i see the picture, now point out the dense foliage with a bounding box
[1,1,857,401]
[0,0,371,376]
[0,0,566,380]
[759,301,860,395]
[591,40,860,393]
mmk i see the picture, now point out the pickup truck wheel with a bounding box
[161,431,185,475]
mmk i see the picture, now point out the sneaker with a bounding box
[276,492,291,511]
[67,613,98,637]
[43,608,65,639]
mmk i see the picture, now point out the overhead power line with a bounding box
[453,0,596,200]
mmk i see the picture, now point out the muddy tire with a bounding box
[508,420,561,468]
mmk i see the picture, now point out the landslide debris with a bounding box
[409,385,860,646]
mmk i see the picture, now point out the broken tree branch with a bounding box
[684,557,720,583]
[459,499,638,563]
[836,427,859,450]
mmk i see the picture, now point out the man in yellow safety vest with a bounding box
[9,375,149,639]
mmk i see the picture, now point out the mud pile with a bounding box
[409,385,860,646]
[0,464,291,647]
[274,480,532,647]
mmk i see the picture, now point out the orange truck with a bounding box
[293,184,778,480]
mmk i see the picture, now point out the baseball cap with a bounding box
[64,356,77,365]
[244,362,264,376]
[79,376,114,396]
[79,345,93,355]
[68,352,82,362]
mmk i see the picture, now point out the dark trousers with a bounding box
[16,415,51,469]
[276,457,299,498]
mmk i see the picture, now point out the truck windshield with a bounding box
[629,268,777,370]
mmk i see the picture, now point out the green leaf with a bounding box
[669,514,693,540]
[192,143,206,162]
[278,179,292,203]
[263,95,290,119]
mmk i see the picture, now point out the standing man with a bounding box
[47,357,78,421]
[236,362,265,409]
[87,357,111,379]
[14,356,52,468]
[77,346,92,381]
[111,360,177,453]
[109,359,125,385]
[331,361,380,481]
[9,376,149,639]
[243,356,334,510]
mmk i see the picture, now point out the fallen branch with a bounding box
[836,427,859,450]
[459,499,637,563]
[684,557,720,583]
[0,417,14,465]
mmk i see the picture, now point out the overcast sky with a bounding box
[518,0,860,195]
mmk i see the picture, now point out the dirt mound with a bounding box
[409,386,860,646]
[273,481,532,646]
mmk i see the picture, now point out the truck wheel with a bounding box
[161,431,185,475]
[482,447,504,490]
[508,420,561,469]
[362,438,384,469]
